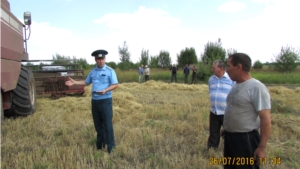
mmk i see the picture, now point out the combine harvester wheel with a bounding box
[4,66,37,117]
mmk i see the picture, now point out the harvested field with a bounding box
[1,81,300,169]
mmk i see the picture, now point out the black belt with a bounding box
[224,130,258,136]
[211,111,217,115]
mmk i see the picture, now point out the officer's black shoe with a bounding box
[97,146,105,150]
[97,143,106,150]
[107,147,115,154]
[207,146,218,151]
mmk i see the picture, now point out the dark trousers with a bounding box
[91,98,115,152]
[224,130,260,169]
[207,112,223,149]
[171,74,177,82]
[184,74,189,83]
[145,75,150,81]
[191,75,196,84]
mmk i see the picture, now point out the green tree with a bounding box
[177,47,198,67]
[118,41,131,63]
[201,41,226,64]
[273,46,300,72]
[106,61,117,69]
[139,48,149,66]
[51,54,88,70]
[253,60,263,69]
[72,56,88,70]
[52,53,71,65]
[23,62,39,71]
[198,40,226,81]
[157,50,171,68]
[197,62,212,81]
[149,55,159,68]
[226,48,237,57]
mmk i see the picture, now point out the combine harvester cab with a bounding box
[25,61,85,98]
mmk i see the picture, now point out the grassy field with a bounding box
[1,81,300,169]
[84,67,300,84]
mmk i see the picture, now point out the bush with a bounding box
[106,61,117,69]
[253,60,263,69]
[118,62,133,71]
[197,62,212,82]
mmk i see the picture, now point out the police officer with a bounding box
[65,49,118,154]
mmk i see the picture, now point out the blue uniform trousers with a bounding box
[91,98,115,153]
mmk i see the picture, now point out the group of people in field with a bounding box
[66,49,271,169]
[137,65,150,83]
[136,64,198,84]
[170,64,197,84]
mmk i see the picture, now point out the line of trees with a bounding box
[24,40,300,80]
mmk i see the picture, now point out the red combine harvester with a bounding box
[24,61,85,98]
[1,0,85,117]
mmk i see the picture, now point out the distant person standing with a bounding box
[170,64,178,83]
[137,65,144,83]
[191,66,197,84]
[144,65,150,82]
[65,49,118,154]
[207,60,234,150]
[223,53,271,169]
[183,64,190,84]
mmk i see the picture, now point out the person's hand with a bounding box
[254,147,266,164]
[65,77,75,86]
[220,128,225,137]
[96,89,106,95]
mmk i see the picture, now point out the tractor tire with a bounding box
[1,91,3,119]
[4,66,36,117]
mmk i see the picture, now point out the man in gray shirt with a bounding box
[222,53,271,169]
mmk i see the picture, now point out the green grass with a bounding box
[84,67,300,84]
[251,71,300,84]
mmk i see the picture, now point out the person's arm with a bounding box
[97,84,118,95]
[101,70,118,94]
[65,77,87,86]
[254,109,271,160]
[105,84,118,93]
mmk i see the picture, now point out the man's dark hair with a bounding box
[213,60,226,69]
[228,53,252,72]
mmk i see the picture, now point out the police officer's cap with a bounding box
[91,49,108,58]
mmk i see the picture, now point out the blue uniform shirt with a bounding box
[85,64,118,100]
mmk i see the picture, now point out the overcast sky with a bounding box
[8,0,300,64]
